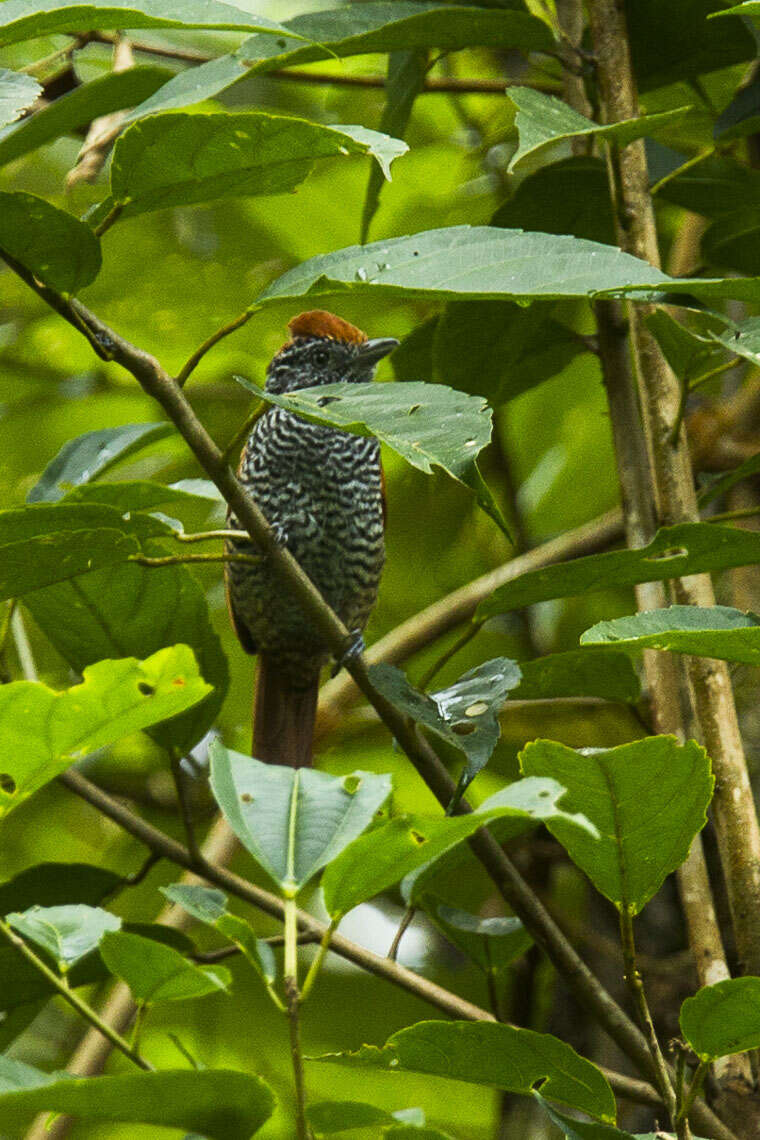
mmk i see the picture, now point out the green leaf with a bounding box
[581,604,760,664]
[702,208,760,275]
[520,737,713,913]
[0,0,297,46]
[707,315,760,370]
[124,2,552,123]
[680,977,760,1060]
[369,659,522,789]
[715,69,760,141]
[28,423,173,503]
[161,884,276,986]
[425,900,532,973]
[99,929,229,1001]
[245,379,505,532]
[0,644,211,818]
[644,310,727,385]
[0,191,101,292]
[0,863,121,914]
[478,523,760,620]
[432,299,585,404]
[209,741,391,896]
[0,67,170,168]
[62,480,220,514]
[106,111,406,219]
[0,1057,274,1139]
[699,453,760,507]
[492,156,614,245]
[24,550,228,753]
[307,1101,414,1134]
[361,50,427,244]
[0,68,40,128]
[321,777,595,918]
[6,905,120,969]
[655,154,760,219]
[513,649,640,703]
[507,86,690,172]
[535,1094,636,1139]
[313,1020,616,1123]
[631,0,755,90]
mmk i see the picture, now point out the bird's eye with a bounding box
[313,348,329,367]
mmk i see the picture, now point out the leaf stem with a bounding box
[0,918,152,1071]
[222,399,266,465]
[92,202,124,238]
[300,920,336,1002]
[172,529,247,543]
[707,505,760,524]
[679,1059,708,1126]
[176,309,255,387]
[128,551,263,568]
[417,620,484,691]
[169,749,201,863]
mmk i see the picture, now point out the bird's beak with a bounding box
[354,337,399,369]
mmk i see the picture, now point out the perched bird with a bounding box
[225,310,398,767]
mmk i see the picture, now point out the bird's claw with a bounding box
[269,521,289,548]
[331,630,365,676]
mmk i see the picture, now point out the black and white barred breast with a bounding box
[225,406,385,688]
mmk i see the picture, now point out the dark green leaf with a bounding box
[655,154,760,219]
[699,453,760,507]
[715,69,760,141]
[107,112,406,219]
[0,0,296,46]
[124,2,552,123]
[100,929,229,1001]
[384,1128,455,1139]
[209,741,391,896]
[492,157,615,245]
[0,644,211,818]
[0,864,121,914]
[0,191,101,292]
[425,900,532,972]
[313,1020,616,1122]
[245,378,505,532]
[307,1101,403,1134]
[681,977,760,1060]
[507,86,690,172]
[702,208,760,275]
[0,68,40,128]
[28,423,173,503]
[478,523,760,620]
[535,1094,636,1139]
[6,905,120,969]
[644,310,727,384]
[0,1057,274,1139]
[513,649,640,703]
[369,659,522,788]
[708,314,760,370]
[520,737,713,912]
[62,480,220,513]
[162,884,276,986]
[629,0,755,91]
[321,778,595,918]
[0,67,170,167]
[581,604,760,664]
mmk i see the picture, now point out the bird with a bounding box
[224,310,398,768]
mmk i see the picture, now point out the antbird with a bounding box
[225,310,398,767]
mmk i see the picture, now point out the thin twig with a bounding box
[175,309,255,387]
[169,749,201,863]
[129,552,263,568]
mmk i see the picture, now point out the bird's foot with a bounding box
[269,520,289,548]
[331,629,365,676]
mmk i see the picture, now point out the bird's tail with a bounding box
[253,653,318,768]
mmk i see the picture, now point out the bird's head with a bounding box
[266,310,398,394]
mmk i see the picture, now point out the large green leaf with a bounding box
[478,523,760,620]
[0,644,211,818]
[209,741,392,897]
[0,67,171,168]
[124,3,551,123]
[0,1057,274,1139]
[535,1095,637,1139]
[629,0,755,90]
[507,86,690,172]
[702,208,760,275]
[161,884,276,987]
[655,154,760,219]
[581,604,760,664]
[368,659,522,790]
[321,777,595,919]
[680,977,760,1060]
[307,1102,426,1135]
[101,112,406,220]
[644,310,727,386]
[492,156,614,245]
[313,1021,616,1122]
[99,929,230,1001]
[62,480,220,514]
[6,905,120,970]
[28,423,173,503]
[245,378,504,532]
[513,649,640,703]
[0,0,297,46]
[520,737,713,913]
[0,191,101,292]
[0,863,121,914]
[0,68,40,129]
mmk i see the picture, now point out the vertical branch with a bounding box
[587,0,760,984]
[284,896,310,1140]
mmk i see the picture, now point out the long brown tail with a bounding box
[253,654,318,768]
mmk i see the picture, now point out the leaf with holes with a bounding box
[0,644,211,818]
[369,659,522,791]
[0,1056,274,1138]
[243,377,506,533]
[0,68,40,128]
[322,777,595,919]
[478,524,760,620]
[209,741,391,896]
[0,191,101,292]
[100,929,229,1001]
[507,86,691,172]
[161,884,276,986]
[6,905,120,970]
[520,737,713,912]
[28,423,173,503]
[681,978,760,1060]
[580,604,760,664]
[313,1020,615,1122]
